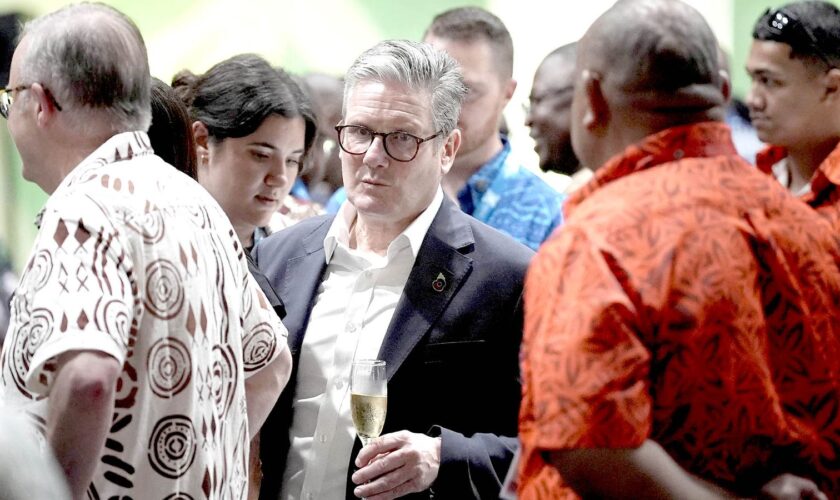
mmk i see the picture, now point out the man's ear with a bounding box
[581,70,608,130]
[29,83,58,126]
[823,68,840,101]
[440,128,461,175]
[503,78,517,103]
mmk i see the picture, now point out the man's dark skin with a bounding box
[545,1,827,498]
[525,44,581,176]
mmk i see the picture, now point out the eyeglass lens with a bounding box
[339,126,421,162]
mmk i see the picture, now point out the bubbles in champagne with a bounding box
[351,393,387,442]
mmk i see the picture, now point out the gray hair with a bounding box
[343,39,467,137]
[20,3,151,133]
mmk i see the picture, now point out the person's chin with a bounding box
[537,159,553,173]
[252,203,279,223]
[753,129,775,145]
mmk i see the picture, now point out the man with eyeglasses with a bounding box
[525,42,593,194]
[747,1,840,230]
[254,39,533,500]
[423,7,565,251]
[518,0,840,498]
[0,4,292,499]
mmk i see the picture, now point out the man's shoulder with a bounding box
[257,214,333,256]
[51,155,225,224]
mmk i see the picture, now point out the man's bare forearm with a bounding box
[547,439,735,499]
[47,351,121,499]
[245,347,292,438]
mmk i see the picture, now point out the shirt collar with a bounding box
[755,142,840,203]
[323,187,444,264]
[566,122,738,216]
[35,131,154,228]
[755,144,788,175]
[806,140,840,203]
[457,135,511,212]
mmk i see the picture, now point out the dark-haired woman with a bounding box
[173,53,316,251]
[149,78,197,179]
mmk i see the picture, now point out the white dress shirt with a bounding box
[281,189,444,500]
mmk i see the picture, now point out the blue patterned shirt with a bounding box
[457,137,565,250]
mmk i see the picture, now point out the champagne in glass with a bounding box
[350,359,387,445]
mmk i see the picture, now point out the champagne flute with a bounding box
[350,359,387,446]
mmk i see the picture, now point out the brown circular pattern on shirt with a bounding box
[242,322,276,373]
[26,249,53,291]
[163,493,195,500]
[211,345,237,417]
[144,259,184,319]
[148,337,192,398]
[8,308,54,396]
[147,415,196,479]
[125,210,165,244]
[93,297,130,342]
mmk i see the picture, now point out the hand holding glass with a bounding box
[350,359,387,446]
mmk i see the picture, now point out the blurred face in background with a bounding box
[526,52,578,175]
[302,74,344,192]
[424,35,514,161]
[196,113,305,245]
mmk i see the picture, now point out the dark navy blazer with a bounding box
[254,197,534,499]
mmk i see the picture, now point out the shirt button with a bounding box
[319,434,328,443]
[347,323,357,333]
[335,380,344,390]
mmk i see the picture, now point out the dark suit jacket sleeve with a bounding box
[431,428,518,496]
[427,289,524,498]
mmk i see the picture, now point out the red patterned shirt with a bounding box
[756,143,840,231]
[519,122,840,498]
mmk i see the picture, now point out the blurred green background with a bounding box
[0,0,826,271]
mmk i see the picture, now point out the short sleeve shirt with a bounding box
[0,132,288,499]
[756,143,840,232]
[519,123,840,498]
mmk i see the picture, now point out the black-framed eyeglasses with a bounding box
[335,124,441,162]
[763,8,834,68]
[0,83,63,119]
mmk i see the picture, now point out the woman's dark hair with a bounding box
[149,77,197,179]
[172,54,316,161]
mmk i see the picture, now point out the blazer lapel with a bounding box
[378,199,474,380]
[280,223,329,356]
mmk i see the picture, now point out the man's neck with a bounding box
[45,129,117,193]
[441,134,504,199]
[786,138,840,193]
[43,146,104,194]
[350,213,415,256]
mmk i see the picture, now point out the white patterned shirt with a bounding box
[0,131,288,499]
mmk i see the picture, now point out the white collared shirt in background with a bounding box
[281,189,444,500]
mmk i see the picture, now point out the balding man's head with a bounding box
[571,0,727,168]
[19,3,151,133]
